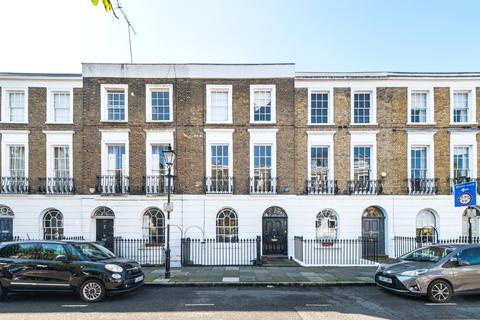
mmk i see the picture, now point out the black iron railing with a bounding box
[294,236,379,266]
[39,177,75,194]
[8,235,85,242]
[113,238,164,266]
[143,175,175,195]
[181,237,261,266]
[393,236,480,257]
[348,179,383,195]
[1,177,29,194]
[407,178,438,195]
[97,175,129,194]
[205,177,233,194]
[449,177,477,194]
[306,179,337,195]
[249,177,277,194]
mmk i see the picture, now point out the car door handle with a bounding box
[36,265,48,268]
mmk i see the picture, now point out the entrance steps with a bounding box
[261,256,300,267]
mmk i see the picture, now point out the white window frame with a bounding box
[406,130,436,179]
[146,84,173,122]
[1,88,28,124]
[248,129,278,178]
[100,129,130,175]
[450,88,476,125]
[350,88,377,125]
[450,130,478,179]
[0,130,29,177]
[206,85,233,124]
[100,84,128,122]
[349,131,378,179]
[407,88,435,125]
[308,88,334,125]
[204,129,234,178]
[46,88,74,124]
[43,131,74,178]
[307,131,335,180]
[250,84,276,124]
[145,129,175,176]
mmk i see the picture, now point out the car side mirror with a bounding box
[55,255,69,262]
[449,257,458,264]
[457,258,470,266]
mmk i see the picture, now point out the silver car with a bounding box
[375,244,480,303]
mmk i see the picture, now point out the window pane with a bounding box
[210,90,229,122]
[253,89,272,122]
[9,145,25,177]
[107,145,126,174]
[316,209,337,239]
[310,147,329,179]
[353,93,371,124]
[353,146,371,180]
[216,209,238,242]
[411,92,427,123]
[107,91,125,121]
[411,147,427,178]
[8,91,25,122]
[453,147,470,178]
[151,145,167,175]
[453,92,469,123]
[53,92,71,122]
[54,146,70,178]
[151,90,170,121]
[311,93,329,124]
[254,145,272,179]
[211,145,229,178]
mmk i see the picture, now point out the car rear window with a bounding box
[0,243,39,259]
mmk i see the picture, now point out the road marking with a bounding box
[425,303,457,306]
[305,304,332,307]
[185,303,215,307]
[61,305,88,308]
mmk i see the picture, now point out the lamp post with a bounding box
[162,144,176,279]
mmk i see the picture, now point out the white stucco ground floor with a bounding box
[0,194,477,266]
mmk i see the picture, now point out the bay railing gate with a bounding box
[294,236,379,266]
[181,237,261,266]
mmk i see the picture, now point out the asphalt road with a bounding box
[1,285,480,320]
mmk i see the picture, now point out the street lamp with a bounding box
[162,144,176,279]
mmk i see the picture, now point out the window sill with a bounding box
[249,121,276,125]
[449,122,478,126]
[349,123,378,126]
[307,122,335,126]
[406,122,436,126]
[0,121,28,124]
[146,119,173,123]
[100,120,128,123]
[45,122,74,125]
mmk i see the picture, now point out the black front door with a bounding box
[96,219,114,251]
[0,218,13,241]
[362,218,385,256]
[263,217,287,255]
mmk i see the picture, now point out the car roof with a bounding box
[1,240,76,245]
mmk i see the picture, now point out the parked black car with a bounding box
[0,240,144,302]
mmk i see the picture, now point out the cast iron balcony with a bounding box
[205,177,233,194]
[39,177,75,195]
[97,175,129,195]
[449,176,476,194]
[1,177,29,194]
[348,179,383,195]
[144,175,175,195]
[249,177,277,194]
[306,179,337,195]
[407,178,438,195]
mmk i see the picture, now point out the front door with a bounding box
[362,218,385,256]
[263,217,287,255]
[96,219,114,251]
[0,218,13,241]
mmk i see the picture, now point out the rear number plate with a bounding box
[134,276,143,283]
[378,276,392,284]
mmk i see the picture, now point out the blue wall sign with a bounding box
[454,181,477,207]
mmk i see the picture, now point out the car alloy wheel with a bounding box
[80,280,105,303]
[428,280,452,303]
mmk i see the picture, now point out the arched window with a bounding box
[316,209,338,239]
[93,206,115,218]
[43,209,64,240]
[216,208,238,243]
[416,209,437,242]
[143,208,165,244]
[0,205,14,217]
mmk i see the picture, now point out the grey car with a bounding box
[375,244,480,303]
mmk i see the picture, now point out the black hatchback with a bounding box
[0,240,144,302]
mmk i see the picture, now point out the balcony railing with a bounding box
[39,177,75,195]
[348,179,383,195]
[306,179,337,195]
[205,177,233,194]
[143,175,175,195]
[97,175,129,195]
[407,178,438,195]
[449,177,477,194]
[1,177,29,194]
[250,177,277,194]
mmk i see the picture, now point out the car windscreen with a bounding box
[71,243,116,261]
[400,246,454,262]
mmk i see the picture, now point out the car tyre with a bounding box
[79,279,106,303]
[0,284,7,301]
[428,280,453,303]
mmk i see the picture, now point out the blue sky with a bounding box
[1,0,479,73]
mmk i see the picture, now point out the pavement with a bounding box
[142,266,377,286]
[2,286,480,320]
